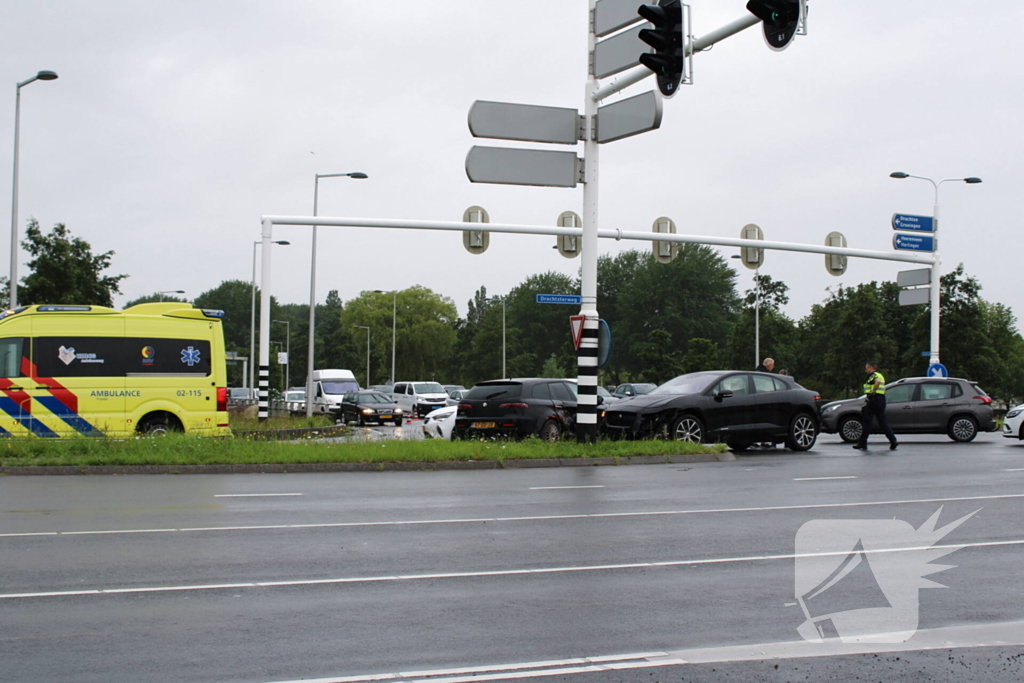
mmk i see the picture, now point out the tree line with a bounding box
[7,220,1024,404]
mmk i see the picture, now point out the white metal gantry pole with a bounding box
[258,218,274,420]
[575,0,602,444]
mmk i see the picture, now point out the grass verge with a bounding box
[0,434,725,468]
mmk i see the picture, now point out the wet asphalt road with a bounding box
[1,431,1023,682]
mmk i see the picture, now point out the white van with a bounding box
[311,369,360,414]
[391,381,449,418]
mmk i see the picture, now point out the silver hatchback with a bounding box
[820,377,996,443]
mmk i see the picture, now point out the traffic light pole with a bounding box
[576,0,602,443]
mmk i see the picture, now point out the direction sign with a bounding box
[899,288,930,307]
[897,268,931,288]
[466,146,581,188]
[892,214,935,232]
[927,363,949,378]
[537,294,583,305]
[468,101,580,145]
[597,90,663,143]
[893,233,935,252]
[594,0,648,37]
[593,25,650,79]
[598,319,613,367]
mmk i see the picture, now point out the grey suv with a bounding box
[820,377,995,443]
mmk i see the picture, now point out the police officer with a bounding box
[853,362,898,451]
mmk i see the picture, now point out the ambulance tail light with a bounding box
[217,387,228,412]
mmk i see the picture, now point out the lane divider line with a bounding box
[3,491,1022,539]
[4,538,1022,601]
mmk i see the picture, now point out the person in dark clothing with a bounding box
[853,362,898,451]
[755,358,775,373]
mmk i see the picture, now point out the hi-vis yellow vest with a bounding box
[864,371,886,395]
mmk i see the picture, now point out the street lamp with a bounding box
[374,289,397,385]
[9,70,58,309]
[352,325,370,388]
[272,319,290,391]
[158,290,184,302]
[889,171,982,368]
[490,296,506,378]
[731,255,761,367]
[306,171,368,417]
[250,239,289,390]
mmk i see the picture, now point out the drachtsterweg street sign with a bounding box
[893,233,935,252]
[537,294,583,305]
[892,214,935,232]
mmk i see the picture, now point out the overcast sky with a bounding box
[3,1,1020,336]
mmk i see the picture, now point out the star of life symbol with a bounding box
[180,345,201,367]
[792,507,977,644]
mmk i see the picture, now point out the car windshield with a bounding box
[633,384,656,395]
[596,386,612,398]
[284,392,305,401]
[649,373,718,396]
[414,382,445,394]
[322,380,359,395]
[361,393,392,404]
[466,383,522,401]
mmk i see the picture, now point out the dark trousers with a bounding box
[859,396,897,446]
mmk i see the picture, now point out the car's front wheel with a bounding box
[786,413,818,451]
[838,416,863,443]
[948,415,978,442]
[670,414,704,443]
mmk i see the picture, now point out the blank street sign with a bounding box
[466,146,580,188]
[899,288,930,306]
[593,25,650,79]
[469,101,580,145]
[597,90,663,143]
[594,0,649,37]
[897,268,931,288]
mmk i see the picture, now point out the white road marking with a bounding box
[793,476,858,481]
[1,491,1021,538]
[214,493,304,497]
[262,621,1024,683]
[1005,468,1024,472]
[528,486,606,490]
[3,538,1022,601]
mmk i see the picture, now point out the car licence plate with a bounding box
[380,415,392,420]
[473,421,496,429]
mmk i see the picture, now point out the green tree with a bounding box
[633,329,682,383]
[194,280,281,388]
[725,273,797,371]
[503,272,578,379]
[123,292,189,307]
[680,338,722,374]
[14,219,127,307]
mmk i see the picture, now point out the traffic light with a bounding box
[746,0,804,51]
[638,1,684,97]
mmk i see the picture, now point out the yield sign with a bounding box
[570,315,586,351]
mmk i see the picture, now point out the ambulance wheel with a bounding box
[138,413,182,436]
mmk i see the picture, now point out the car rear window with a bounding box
[466,383,522,401]
[971,383,989,397]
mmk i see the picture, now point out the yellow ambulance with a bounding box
[0,303,231,437]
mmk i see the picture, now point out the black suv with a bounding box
[454,378,578,441]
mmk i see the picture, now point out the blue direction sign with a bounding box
[536,293,583,305]
[892,213,935,232]
[927,363,949,378]
[893,233,935,252]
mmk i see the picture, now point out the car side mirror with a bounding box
[597,395,604,405]
[715,390,733,401]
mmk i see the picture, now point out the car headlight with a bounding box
[823,404,841,413]
[1008,408,1023,419]
[394,408,403,413]
[361,408,374,414]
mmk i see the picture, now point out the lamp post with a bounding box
[250,239,289,390]
[9,70,58,309]
[353,325,370,387]
[889,172,982,367]
[731,255,761,367]
[272,319,290,391]
[374,289,397,385]
[490,296,506,378]
[158,290,184,302]
[306,171,368,417]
